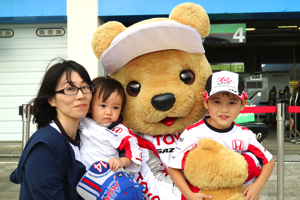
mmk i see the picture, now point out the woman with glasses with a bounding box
[10,58,94,200]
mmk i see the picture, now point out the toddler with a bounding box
[79,76,142,173]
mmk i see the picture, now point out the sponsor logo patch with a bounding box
[232,139,244,150]
[157,148,175,154]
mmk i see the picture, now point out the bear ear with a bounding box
[198,138,223,152]
[169,3,210,38]
[91,21,126,60]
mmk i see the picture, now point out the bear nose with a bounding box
[151,93,175,111]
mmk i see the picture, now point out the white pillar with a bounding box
[67,0,104,79]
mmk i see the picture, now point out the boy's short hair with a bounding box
[203,71,248,102]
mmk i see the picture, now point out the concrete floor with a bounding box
[0,158,20,199]
[259,127,300,199]
[262,127,300,155]
[0,127,300,199]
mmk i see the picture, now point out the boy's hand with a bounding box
[108,158,123,172]
[242,182,261,200]
[242,158,275,200]
[185,192,212,200]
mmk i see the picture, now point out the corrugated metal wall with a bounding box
[0,24,67,141]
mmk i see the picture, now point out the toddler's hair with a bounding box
[92,76,126,110]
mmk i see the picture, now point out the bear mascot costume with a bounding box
[91,2,261,200]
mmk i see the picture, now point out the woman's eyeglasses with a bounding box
[55,85,94,95]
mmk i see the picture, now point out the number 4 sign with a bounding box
[208,23,246,44]
[233,27,245,42]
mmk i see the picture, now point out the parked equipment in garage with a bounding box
[236,91,269,143]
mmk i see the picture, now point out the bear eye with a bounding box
[180,70,195,85]
[126,81,141,97]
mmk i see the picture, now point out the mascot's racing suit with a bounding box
[132,133,182,200]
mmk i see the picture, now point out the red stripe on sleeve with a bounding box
[242,153,261,182]
[134,134,160,158]
[119,123,160,159]
[233,122,250,131]
[119,136,133,160]
[247,144,268,164]
[181,146,197,169]
[186,120,204,131]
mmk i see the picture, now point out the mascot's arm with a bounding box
[133,134,183,200]
[136,136,173,183]
[135,148,180,200]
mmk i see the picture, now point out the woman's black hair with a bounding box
[30,58,92,129]
[92,76,126,110]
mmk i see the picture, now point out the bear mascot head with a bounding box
[92,3,211,135]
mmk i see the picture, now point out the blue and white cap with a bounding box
[77,161,144,200]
